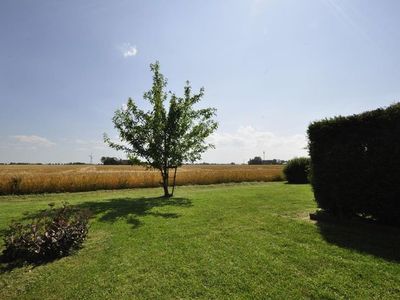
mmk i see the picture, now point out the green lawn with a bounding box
[0,182,399,299]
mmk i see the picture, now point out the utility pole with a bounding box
[89,153,93,164]
[263,151,265,161]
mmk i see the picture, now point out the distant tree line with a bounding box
[100,156,133,165]
[248,156,286,165]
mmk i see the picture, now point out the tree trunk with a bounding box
[161,168,171,197]
[162,182,170,197]
[170,167,178,197]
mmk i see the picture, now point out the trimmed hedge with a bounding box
[283,157,310,184]
[308,103,400,225]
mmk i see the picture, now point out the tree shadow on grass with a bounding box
[19,196,192,229]
[75,196,192,229]
[0,196,192,273]
[0,253,76,274]
[316,218,400,263]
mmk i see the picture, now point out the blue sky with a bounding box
[1,0,400,163]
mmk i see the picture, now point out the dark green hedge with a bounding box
[308,103,400,225]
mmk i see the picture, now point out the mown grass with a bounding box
[0,183,399,299]
[0,165,283,195]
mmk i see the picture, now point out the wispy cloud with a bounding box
[119,43,138,57]
[204,126,308,163]
[11,135,55,147]
[251,0,270,16]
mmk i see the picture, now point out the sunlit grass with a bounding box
[0,182,399,299]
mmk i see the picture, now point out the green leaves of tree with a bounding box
[104,61,218,196]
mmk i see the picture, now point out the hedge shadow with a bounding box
[316,218,400,262]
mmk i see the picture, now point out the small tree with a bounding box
[104,61,218,197]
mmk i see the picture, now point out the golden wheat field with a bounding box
[0,164,284,195]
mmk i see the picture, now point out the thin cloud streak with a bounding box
[250,0,270,16]
[11,135,56,147]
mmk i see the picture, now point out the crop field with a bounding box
[0,164,283,195]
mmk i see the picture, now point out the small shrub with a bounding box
[283,157,310,184]
[1,203,91,263]
[10,176,22,194]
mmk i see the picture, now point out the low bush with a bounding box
[1,203,91,263]
[283,157,310,184]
